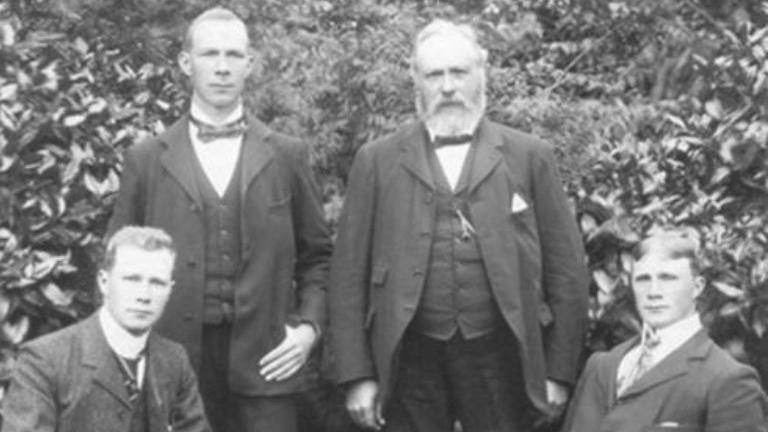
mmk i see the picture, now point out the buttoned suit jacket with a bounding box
[107,116,332,395]
[327,119,589,412]
[1,314,209,432]
[561,329,768,432]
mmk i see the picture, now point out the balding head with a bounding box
[182,7,250,52]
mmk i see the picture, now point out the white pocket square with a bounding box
[510,193,529,213]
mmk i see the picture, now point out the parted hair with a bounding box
[101,226,176,271]
[631,226,703,275]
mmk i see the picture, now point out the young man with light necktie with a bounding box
[562,227,768,432]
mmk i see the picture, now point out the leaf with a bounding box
[712,281,744,298]
[0,84,17,102]
[704,99,724,120]
[62,113,87,127]
[41,282,75,307]
[1,316,29,344]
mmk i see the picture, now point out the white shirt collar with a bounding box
[642,313,702,360]
[189,102,243,127]
[98,307,149,360]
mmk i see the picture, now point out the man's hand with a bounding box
[346,379,385,430]
[259,323,317,381]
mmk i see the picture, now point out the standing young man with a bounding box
[2,226,209,432]
[108,7,332,432]
[328,19,589,432]
[562,228,767,432]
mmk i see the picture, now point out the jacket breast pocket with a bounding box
[365,264,388,328]
[267,193,292,209]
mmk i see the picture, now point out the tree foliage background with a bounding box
[1,0,768,413]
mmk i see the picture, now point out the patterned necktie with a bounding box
[190,115,247,143]
[115,353,143,404]
[617,328,660,396]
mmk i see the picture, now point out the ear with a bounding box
[97,269,109,297]
[693,275,706,299]
[178,50,192,77]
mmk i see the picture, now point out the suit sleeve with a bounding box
[327,145,377,384]
[560,352,607,432]
[705,364,768,432]
[531,144,590,385]
[170,346,211,432]
[106,146,145,237]
[289,141,333,334]
[1,345,58,432]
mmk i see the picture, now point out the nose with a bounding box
[440,74,456,95]
[135,282,152,303]
[645,278,663,299]
[214,55,231,75]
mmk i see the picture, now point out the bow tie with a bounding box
[433,134,474,148]
[190,115,247,143]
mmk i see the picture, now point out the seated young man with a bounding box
[561,227,767,432]
[2,226,209,432]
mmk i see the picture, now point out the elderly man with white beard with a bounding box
[327,19,589,432]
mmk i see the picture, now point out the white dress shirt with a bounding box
[426,129,472,191]
[188,103,244,197]
[99,307,148,388]
[616,313,703,388]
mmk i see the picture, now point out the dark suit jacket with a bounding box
[107,116,332,395]
[327,119,589,411]
[1,314,209,432]
[561,329,768,432]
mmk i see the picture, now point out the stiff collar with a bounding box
[98,307,149,360]
[189,102,244,127]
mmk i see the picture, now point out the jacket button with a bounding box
[187,259,197,268]
[413,270,423,278]
[183,313,195,321]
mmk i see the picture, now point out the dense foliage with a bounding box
[1,0,767,414]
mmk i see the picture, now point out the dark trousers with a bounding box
[386,329,531,432]
[199,323,298,432]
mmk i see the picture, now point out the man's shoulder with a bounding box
[700,338,758,377]
[484,119,552,154]
[22,318,88,354]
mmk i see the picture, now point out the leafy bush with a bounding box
[1,0,768,408]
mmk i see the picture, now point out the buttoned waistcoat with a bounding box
[107,116,333,395]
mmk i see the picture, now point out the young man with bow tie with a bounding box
[327,19,589,432]
[561,228,768,432]
[107,7,332,432]
[2,226,209,432]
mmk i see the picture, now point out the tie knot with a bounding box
[642,327,661,350]
[190,115,247,143]
[433,134,473,148]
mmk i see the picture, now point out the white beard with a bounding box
[417,89,486,138]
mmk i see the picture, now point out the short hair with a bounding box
[182,7,249,52]
[631,226,703,275]
[101,226,176,272]
[411,19,488,71]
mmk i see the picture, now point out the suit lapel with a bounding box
[239,119,275,195]
[145,333,169,431]
[81,315,133,409]
[399,122,436,191]
[600,336,639,408]
[465,118,502,195]
[159,116,203,209]
[619,329,711,399]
